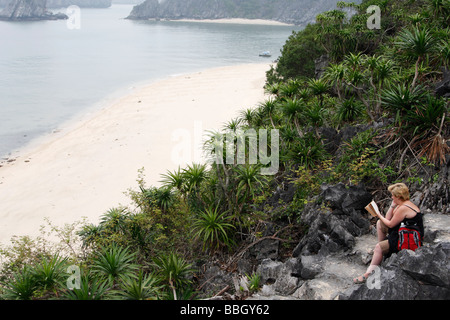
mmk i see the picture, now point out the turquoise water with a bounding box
[0,4,300,157]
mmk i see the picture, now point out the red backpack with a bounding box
[398,222,422,251]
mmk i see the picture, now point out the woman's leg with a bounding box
[377,220,388,242]
[353,241,387,284]
[366,243,383,274]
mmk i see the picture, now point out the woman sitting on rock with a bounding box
[353,183,424,284]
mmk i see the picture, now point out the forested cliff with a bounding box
[126,0,361,25]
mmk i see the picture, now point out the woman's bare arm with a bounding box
[385,201,396,220]
[378,205,406,228]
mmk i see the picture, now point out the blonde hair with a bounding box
[388,183,410,201]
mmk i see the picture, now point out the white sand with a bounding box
[175,18,293,26]
[0,63,271,245]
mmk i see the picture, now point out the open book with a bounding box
[365,200,380,218]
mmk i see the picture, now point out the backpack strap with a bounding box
[402,204,420,214]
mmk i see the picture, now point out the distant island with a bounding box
[46,0,111,8]
[0,0,111,8]
[0,0,67,21]
[126,0,360,25]
[0,0,112,20]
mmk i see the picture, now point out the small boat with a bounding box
[259,51,271,57]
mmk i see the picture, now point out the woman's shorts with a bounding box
[379,239,390,255]
[378,220,390,255]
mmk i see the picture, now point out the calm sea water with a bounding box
[0,4,300,158]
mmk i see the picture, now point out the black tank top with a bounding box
[387,204,424,254]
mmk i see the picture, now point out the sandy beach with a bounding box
[175,18,293,26]
[0,63,271,245]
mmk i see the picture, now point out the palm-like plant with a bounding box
[160,166,186,194]
[182,163,207,193]
[278,79,301,99]
[279,125,298,149]
[428,0,450,23]
[99,208,127,233]
[258,98,278,129]
[77,223,103,248]
[382,83,448,165]
[438,39,450,69]
[280,97,306,137]
[91,243,138,285]
[395,26,437,88]
[64,273,109,300]
[140,186,176,212]
[264,82,281,96]
[381,84,426,115]
[152,252,194,300]
[323,62,346,99]
[192,206,235,252]
[315,9,348,58]
[0,267,36,300]
[124,212,154,251]
[285,133,328,169]
[307,78,329,108]
[233,164,268,201]
[115,270,163,300]
[337,97,364,123]
[203,129,226,165]
[223,117,242,133]
[153,187,175,212]
[410,95,449,165]
[31,254,68,294]
[239,108,257,128]
[345,51,364,70]
[406,94,447,137]
[304,101,325,135]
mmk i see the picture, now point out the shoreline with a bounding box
[0,62,271,245]
[170,18,294,26]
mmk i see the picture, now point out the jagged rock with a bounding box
[314,54,329,79]
[198,264,233,298]
[292,183,372,256]
[322,183,373,214]
[423,213,450,244]
[254,239,279,261]
[342,242,450,300]
[272,258,301,295]
[256,259,283,285]
[297,255,324,279]
[203,180,449,300]
[256,258,302,297]
[0,0,67,20]
[248,222,280,261]
[291,253,366,299]
[250,181,450,300]
[413,160,450,214]
[319,127,340,155]
[387,242,450,288]
[435,68,450,98]
[342,266,422,300]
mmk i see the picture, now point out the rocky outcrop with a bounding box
[126,0,357,26]
[200,182,450,300]
[341,242,450,300]
[294,184,373,254]
[0,0,67,20]
[435,68,450,98]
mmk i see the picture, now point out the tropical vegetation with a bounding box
[0,0,448,300]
